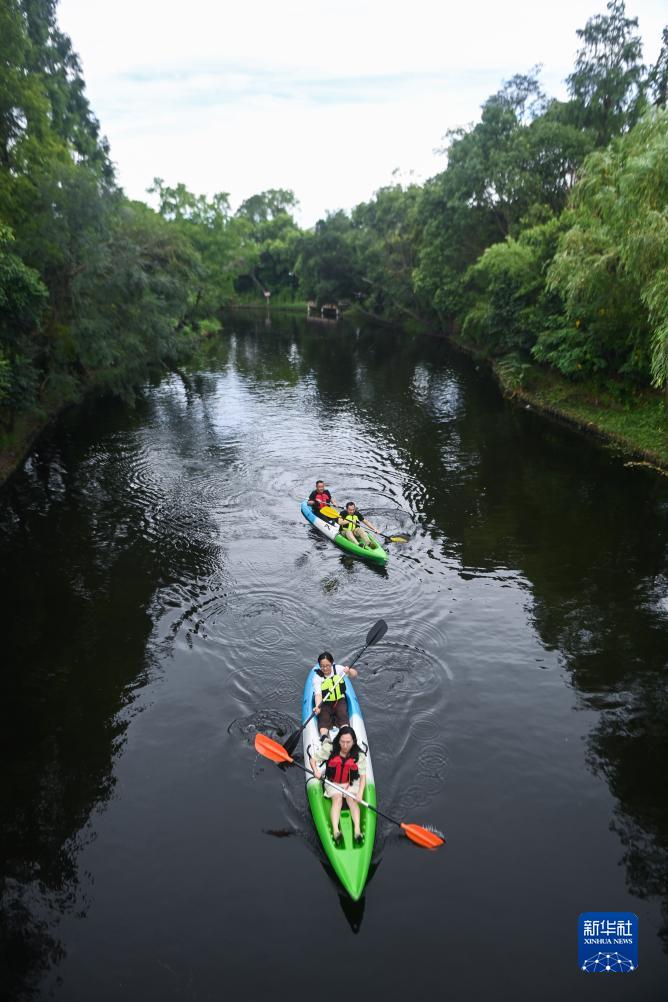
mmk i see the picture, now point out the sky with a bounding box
[57,0,667,227]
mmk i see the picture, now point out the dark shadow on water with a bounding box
[339,554,389,579]
[0,888,66,1002]
[321,860,381,934]
[338,891,366,934]
[0,393,230,999]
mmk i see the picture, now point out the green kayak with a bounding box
[301,671,376,900]
[301,501,388,565]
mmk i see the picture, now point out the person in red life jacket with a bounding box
[310,725,367,844]
[338,502,381,550]
[312,652,357,739]
[307,480,338,518]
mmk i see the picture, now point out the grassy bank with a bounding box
[491,358,668,472]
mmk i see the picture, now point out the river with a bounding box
[1,312,667,1000]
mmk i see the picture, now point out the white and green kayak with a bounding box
[301,501,388,565]
[301,670,376,900]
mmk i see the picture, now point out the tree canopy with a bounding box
[2,0,668,445]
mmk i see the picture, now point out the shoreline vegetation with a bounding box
[495,365,668,474]
[469,343,668,473]
[2,1,668,487]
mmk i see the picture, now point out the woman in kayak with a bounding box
[307,480,338,516]
[313,652,357,739]
[338,502,381,549]
[310,725,367,845]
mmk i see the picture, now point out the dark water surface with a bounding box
[2,314,667,1000]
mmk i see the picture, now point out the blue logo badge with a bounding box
[578,912,638,972]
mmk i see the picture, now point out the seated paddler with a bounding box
[312,651,357,739]
[307,480,338,518]
[338,502,381,549]
[309,725,367,845]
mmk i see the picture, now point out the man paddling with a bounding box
[338,502,381,550]
[307,480,338,518]
[313,652,357,739]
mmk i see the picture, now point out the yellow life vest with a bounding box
[341,511,360,532]
[320,671,345,702]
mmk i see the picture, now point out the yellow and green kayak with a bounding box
[301,501,388,565]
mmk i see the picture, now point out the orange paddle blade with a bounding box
[255,733,294,764]
[401,823,445,849]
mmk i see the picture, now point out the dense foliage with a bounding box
[292,2,668,404]
[2,0,668,450]
[0,0,303,437]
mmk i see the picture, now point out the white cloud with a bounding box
[58,0,668,225]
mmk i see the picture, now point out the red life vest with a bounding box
[315,491,330,507]
[326,753,359,785]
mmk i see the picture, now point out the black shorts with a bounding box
[318,698,349,730]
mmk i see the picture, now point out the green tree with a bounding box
[567,0,646,146]
[21,0,112,177]
[148,177,250,316]
[544,108,668,392]
[0,1,49,168]
[236,188,298,223]
[67,199,202,396]
[413,69,590,328]
[648,27,668,108]
[148,178,231,225]
[233,188,301,298]
[295,211,362,304]
[0,0,241,443]
[461,217,565,359]
[352,183,424,318]
[0,223,48,413]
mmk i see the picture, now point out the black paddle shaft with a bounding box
[281,619,388,754]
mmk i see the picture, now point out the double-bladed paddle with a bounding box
[255,733,444,849]
[282,618,388,756]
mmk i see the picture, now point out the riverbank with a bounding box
[387,318,668,473]
[491,356,668,473]
[0,390,78,489]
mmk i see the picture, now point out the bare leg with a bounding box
[330,794,343,837]
[343,529,356,542]
[355,528,369,544]
[346,794,361,837]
